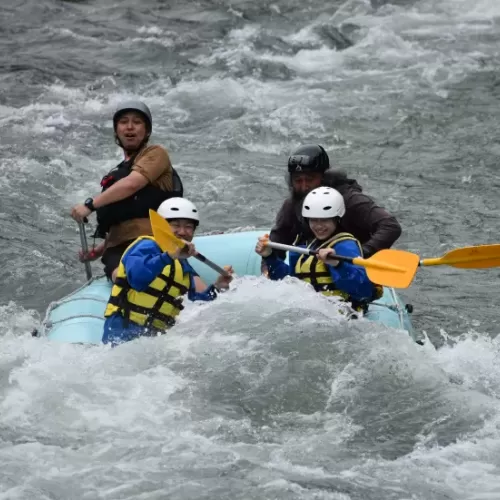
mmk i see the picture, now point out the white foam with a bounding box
[2,278,500,498]
[3,0,500,495]
[137,26,164,35]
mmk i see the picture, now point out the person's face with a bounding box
[169,219,197,241]
[308,218,336,240]
[291,172,323,196]
[115,111,148,151]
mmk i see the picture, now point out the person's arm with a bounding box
[122,239,172,291]
[79,240,106,262]
[268,199,300,260]
[92,171,148,208]
[256,235,292,279]
[263,253,290,280]
[71,147,172,221]
[184,262,233,302]
[269,200,296,244]
[188,279,219,301]
[344,192,402,257]
[187,270,219,302]
[193,275,207,292]
[263,251,305,281]
[95,146,172,208]
[131,145,173,189]
[325,240,374,302]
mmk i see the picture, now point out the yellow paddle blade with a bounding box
[149,209,185,254]
[149,210,231,277]
[353,249,420,289]
[420,244,500,269]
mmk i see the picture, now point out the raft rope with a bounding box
[40,275,108,334]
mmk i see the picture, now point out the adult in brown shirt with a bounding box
[70,100,183,281]
[269,144,402,260]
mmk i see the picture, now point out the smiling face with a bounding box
[115,111,148,152]
[168,219,197,242]
[308,217,337,241]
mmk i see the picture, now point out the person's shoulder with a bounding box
[133,145,172,180]
[333,237,362,253]
[137,144,169,160]
[130,236,162,253]
[278,196,295,213]
[323,171,363,197]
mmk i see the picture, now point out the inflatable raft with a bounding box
[41,230,415,344]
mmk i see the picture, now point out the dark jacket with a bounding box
[269,171,402,258]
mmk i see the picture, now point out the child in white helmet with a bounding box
[102,198,233,345]
[256,187,377,310]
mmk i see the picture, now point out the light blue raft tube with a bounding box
[41,225,415,344]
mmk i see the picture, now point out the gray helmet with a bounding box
[112,100,152,133]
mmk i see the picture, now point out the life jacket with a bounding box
[104,236,191,331]
[294,232,384,310]
[95,155,183,236]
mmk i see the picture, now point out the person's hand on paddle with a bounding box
[79,242,105,262]
[167,240,197,260]
[214,265,234,290]
[318,248,339,267]
[71,204,92,223]
[255,236,272,257]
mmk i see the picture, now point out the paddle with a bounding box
[263,239,419,289]
[78,221,93,281]
[149,209,232,278]
[420,244,500,269]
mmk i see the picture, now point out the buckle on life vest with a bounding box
[100,175,114,188]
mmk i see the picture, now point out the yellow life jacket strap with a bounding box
[108,262,189,328]
[296,232,360,284]
[295,269,330,281]
[307,232,360,251]
[155,271,190,296]
[145,262,187,329]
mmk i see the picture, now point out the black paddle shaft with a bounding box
[179,244,231,277]
[309,249,355,265]
[194,253,231,277]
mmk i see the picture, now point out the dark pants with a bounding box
[101,240,135,280]
[102,313,166,346]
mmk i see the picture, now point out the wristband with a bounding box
[84,198,96,212]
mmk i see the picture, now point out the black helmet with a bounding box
[287,144,330,173]
[112,100,152,133]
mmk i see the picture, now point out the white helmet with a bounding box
[157,198,199,225]
[302,187,345,219]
